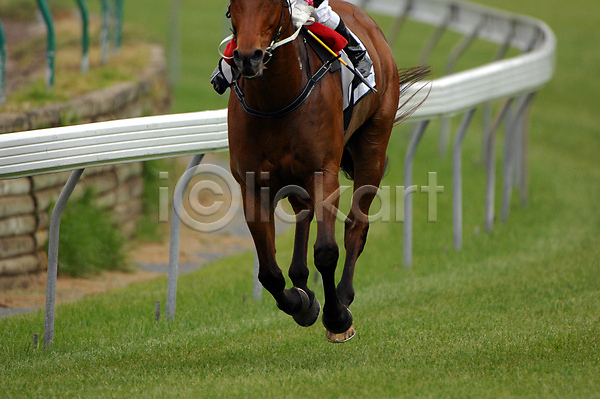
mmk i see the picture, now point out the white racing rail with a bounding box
[0,0,555,347]
[0,110,229,179]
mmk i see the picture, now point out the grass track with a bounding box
[1,0,599,397]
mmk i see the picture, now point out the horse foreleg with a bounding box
[243,189,307,318]
[286,194,321,327]
[312,171,354,342]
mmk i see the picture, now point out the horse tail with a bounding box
[394,65,432,124]
[340,146,355,181]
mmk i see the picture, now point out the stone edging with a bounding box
[0,45,171,276]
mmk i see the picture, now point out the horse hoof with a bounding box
[322,306,353,334]
[326,324,356,343]
[292,288,321,327]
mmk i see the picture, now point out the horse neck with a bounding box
[242,35,308,112]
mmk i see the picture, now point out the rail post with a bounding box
[452,108,477,249]
[100,0,110,64]
[169,0,182,85]
[36,0,55,89]
[439,15,487,156]
[166,154,205,321]
[418,4,455,65]
[0,19,6,104]
[76,0,90,72]
[403,120,430,267]
[501,93,536,222]
[387,0,413,45]
[482,19,517,165]
[44,169,85,347]
[113,0,123,53]
[484,99,514,232]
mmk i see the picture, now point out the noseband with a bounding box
[221,0,302,65]
[227,0,335,118]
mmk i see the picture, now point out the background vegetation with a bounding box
[53,189,129,277]
[0,0,152,111]
[1,0,598,397]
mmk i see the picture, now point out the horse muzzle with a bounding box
[233,49,265,79]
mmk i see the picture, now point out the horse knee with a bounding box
[314,242,339,272]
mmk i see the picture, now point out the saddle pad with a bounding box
[302,25,376,131]
[339,49,375,110]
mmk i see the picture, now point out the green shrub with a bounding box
[55,188,129,277]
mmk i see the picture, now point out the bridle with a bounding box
[225,0,335,118]
[220,0,303,65]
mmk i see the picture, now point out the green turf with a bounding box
[1,0,599,397]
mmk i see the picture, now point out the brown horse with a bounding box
[227,0,423,342]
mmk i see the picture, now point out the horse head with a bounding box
[228,0,291,78]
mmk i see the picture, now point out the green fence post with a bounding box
[100,0,110,64]
[113,0,123,53]
[0,19,6,104]
[37,0,55,89]
[76,0,90,72]
[168,0,182,85]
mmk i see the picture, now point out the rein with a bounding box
[229,0,334,118]
[234,48,334,118]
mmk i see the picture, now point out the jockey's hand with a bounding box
[291,0,314,29]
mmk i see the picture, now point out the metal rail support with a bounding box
[403,120,431,267]
[510,30,541,188]
[253,251,261,299]
[166,154,205,321]
[387,0,413,46]
[0,19,6,104]
[418,5,456,65]
[44,168,85,348]
[169,0,182,85]
[452,108,477,249]
[358,0,372,9]
[501,93,536,222]
[519,104,532,207]
[113,0,123,53]
[37,0,55,89]
[484,98,514,232]
[439,15,487,156]
[100,0,110,64]
[482,19,517,165]
[76,0,90,72]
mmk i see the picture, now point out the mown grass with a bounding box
[1,0,599,397]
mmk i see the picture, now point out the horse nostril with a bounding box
[233,48,264,77]
[249,49,264,65]
[233,49,242,62]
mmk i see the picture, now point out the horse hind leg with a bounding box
[337,122,392,308]
[286,194,321,327]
